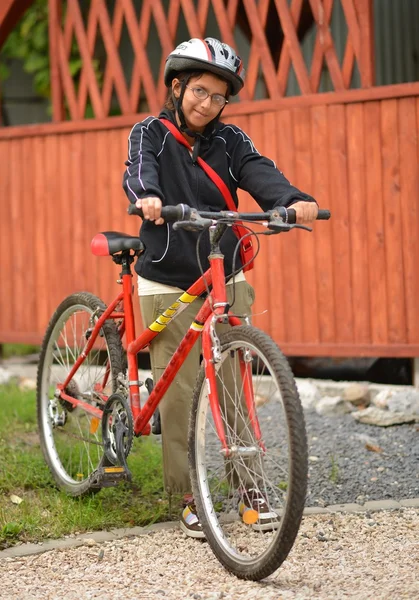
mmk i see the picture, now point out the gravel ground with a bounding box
[1,509,418,599]
[304,411,419,506]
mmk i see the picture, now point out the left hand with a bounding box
[289,201,318,224]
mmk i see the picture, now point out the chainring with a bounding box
[101,392,134,465]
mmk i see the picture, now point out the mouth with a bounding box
[194,110,208,118]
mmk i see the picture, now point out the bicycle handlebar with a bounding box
[127,203,331,224]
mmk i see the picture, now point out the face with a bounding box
[172,73,228,133]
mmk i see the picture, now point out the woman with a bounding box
[123,37,318,538]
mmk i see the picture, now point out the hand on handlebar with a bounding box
[289,201,318,224]
[135,197,164,225]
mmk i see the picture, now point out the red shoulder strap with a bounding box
[160,118,236,211]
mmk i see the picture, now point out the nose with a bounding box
[200,95,212,108]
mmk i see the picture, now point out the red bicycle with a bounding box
[37,203,329,580]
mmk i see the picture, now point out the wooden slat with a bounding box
[247,112,272,335]
[275,108,303,344]
[309,0,333,93]
[10,139,24,333]
[274,0,312,94]
[69,0,106,119]
[48,0,65,121]
[363,102,388,345]
[327,103,353,343]
[101,0,125,115]
[261,111,286,344]
[244,0,270,99]
[342,37,355,89]
[96,0,131,114]
[21,138,36,335]
[399,98,419,343]
[353,0,374,87]
[129,0,152,113]
[121,0,159,114]
[242,0,281,99]
[340,0,361,62]
[76,0,100,118]
[43,135,59,321]
[310,104,335,343]
[292,107,319,343]
[179,0,203,37]
[57,23,81,120]
[380,99,407,343]
[309,0,345,91]
[346,102,371,343]
[277,0,304,96]
[32,137,49,332]
[0,141,12,337]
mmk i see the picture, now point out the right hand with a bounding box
[136,197,164,225]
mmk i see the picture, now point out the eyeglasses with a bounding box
[185,85,228,107]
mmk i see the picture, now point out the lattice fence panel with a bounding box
[48,0,374,121]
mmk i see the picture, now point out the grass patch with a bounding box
[329,454,340,484]
[0,344,39,359]
[0,384,170,549]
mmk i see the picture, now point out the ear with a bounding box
[171,78,181,98]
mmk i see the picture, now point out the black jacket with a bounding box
[123,109,315,289]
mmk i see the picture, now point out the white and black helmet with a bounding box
[164,37,245,95]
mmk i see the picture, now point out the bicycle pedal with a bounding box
[89,465,132,488]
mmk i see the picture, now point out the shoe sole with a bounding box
[179,520,206,539]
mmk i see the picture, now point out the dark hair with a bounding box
[164,70,231,110]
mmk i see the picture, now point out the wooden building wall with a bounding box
[1,84,419,357]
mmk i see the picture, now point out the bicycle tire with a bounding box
[189,325,308,581]
[37,292,126,496]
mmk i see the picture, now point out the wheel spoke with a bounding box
[37,294,125,496]
[190,326,307,580]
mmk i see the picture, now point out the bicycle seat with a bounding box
[91,232,144,256]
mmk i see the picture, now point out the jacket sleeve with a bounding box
[122,118,165,204]
[227,125,316,211]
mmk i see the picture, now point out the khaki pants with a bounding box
[139,281,255,495]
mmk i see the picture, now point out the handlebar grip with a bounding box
[279,207,330,224]
[317,209,331,220]
[127,203,192,222]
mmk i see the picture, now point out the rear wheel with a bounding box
[37,292,125,496]
[189,326,307,580]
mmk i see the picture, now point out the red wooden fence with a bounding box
[1,85,419,357]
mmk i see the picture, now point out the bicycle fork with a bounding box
[201,315,265,458]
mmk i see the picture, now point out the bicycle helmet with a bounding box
[164,37,245,95]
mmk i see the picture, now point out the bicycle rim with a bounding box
[189,326,308,580]
[37,293,125,495]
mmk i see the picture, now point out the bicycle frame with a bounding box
[59,236,262,456]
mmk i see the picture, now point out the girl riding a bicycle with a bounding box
[122,37,318,538]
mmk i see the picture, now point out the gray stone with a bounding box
[387,389,419,416]
[372,389,393,410]
[343,383,371,407]
[0,367,12,385]
[363,500,401,511]
[399,498,419,508]
[351,406,417,426]
[326,503,365,513]
[315,396,354,417]
[296,379,322,411]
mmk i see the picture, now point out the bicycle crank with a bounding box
[101,392,133,480]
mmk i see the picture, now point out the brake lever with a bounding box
[267,221,312,233]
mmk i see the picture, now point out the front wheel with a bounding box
[189,326,308,581]
[37,292,126,496]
